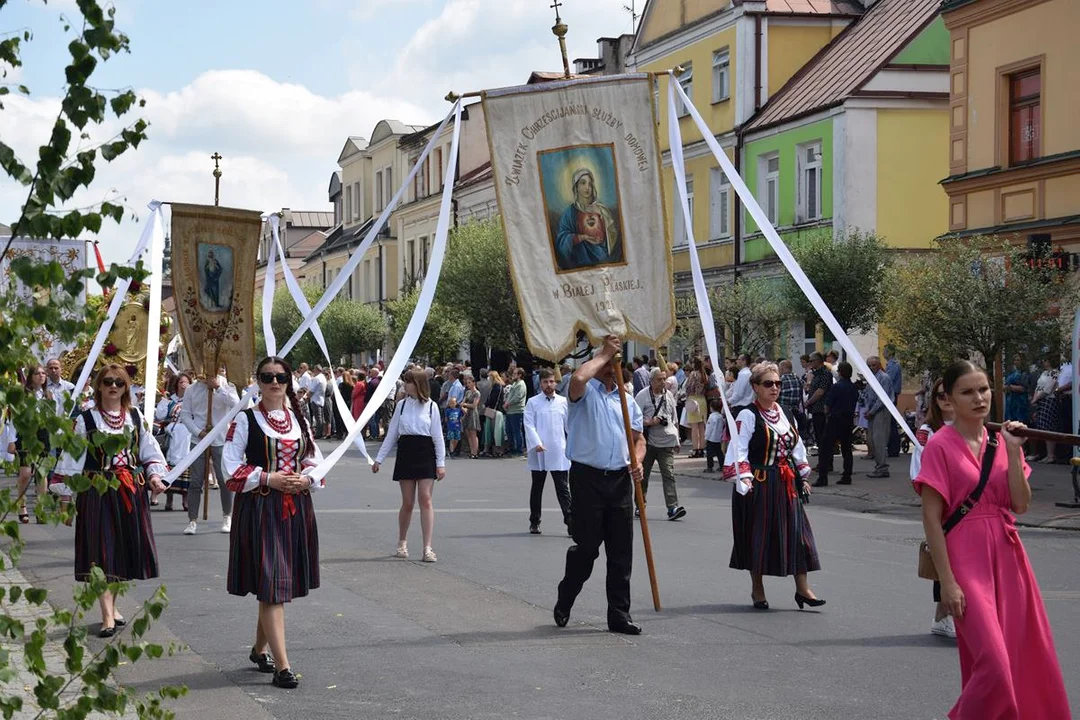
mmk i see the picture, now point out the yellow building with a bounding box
[941,0,1080,251]
[628,0,860,303]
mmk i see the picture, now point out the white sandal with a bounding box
[394,544,408,559]
[422,547,437,563]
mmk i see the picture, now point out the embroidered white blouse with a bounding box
[55,409,168,480]
[222,409,325,494]
[723,406,811,483]
[375,397,446,467]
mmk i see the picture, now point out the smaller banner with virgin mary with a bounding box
[483,74,675,361]
[169,204,259,388]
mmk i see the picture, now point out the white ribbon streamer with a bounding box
[305,100,463,483]
[72,200,163,405]
[164,387,258,485]
[666,81,749,494]
[269,213,372,462]
[670,76,919,451]
[278,105,457,358]
[262,215,280,358]
[142,208,166,423]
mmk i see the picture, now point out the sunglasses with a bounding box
[101,377,126,388]
[259,372,291,385]
[757,380,780,389]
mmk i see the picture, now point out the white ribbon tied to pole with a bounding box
[72,200,164,404]
[670,74,920,455]
[666,81,748,495]
[262,217,279,358]
[142,208,166,423]
[305,100,463,483]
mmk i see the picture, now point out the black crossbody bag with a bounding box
[918,429,998,580]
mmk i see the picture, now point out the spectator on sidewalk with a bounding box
[864,356,894,478]
[635,368,685,521]
[805,353,833,450]
[632,355,651,396]
[704,399,724,474]
[524,369,572,534]
[885,347,903,457]
[813,361,858,487]
[503,368,528,456]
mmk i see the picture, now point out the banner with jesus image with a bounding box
[483,75,675,361]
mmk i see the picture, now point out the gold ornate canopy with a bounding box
[59,292,173,386]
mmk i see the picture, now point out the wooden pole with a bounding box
[202,381,213,522]
[612,354,661,611]
[986,422,1080,445]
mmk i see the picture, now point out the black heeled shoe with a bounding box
[249,647,275,673]
[272,667,298,689]
[553,603,570,628]
[795,592,826,609]
[752,596,769,610]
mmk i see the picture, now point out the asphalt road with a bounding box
[15,443,1080,720]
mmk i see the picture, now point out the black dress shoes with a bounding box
[837,476,852,485]
[811,478,828,488]
[249,647,275,673]
[272,667,299,689]
[553,604,570,627]
[608,620,642,635]
[795,592,827,610]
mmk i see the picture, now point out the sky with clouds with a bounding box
[1,0,638,261]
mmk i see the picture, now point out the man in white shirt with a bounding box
[726,353,754,411]
[524,369,571,535]
[309,366,328,438]
[635,368,685,520]
[179,373,241,534]
[45,358,75,415]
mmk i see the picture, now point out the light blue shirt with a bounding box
[447,379,465,404]
[566,379,643,471]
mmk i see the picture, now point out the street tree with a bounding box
[321,297,387,363]
[385,289,467,363]
[883,236,1076,377]
[0,2,183,716]
[712,277,791,358]
[781,229,892,334]
[435,218,523,351]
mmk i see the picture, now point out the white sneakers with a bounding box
[183,521,197,535]
[221,515,232,534]
[931,616,957,638]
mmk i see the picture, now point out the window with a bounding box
[760,153,780,226]
[419,159,428,198]
[385,167,392,204]
[1009,69,1040,164]
[363,260,372,302]
[344,190,352,223]
[407,239,415,279]
[673,178,694,246]
[796,142,822,223]
[420,236,429,274]
[335,197,342,225]
[712,49,730,103]
[709,167,731,240]
[353,183,361,220]
[434,148,444,191]
[677,62,693,117]
[376,171,384,211]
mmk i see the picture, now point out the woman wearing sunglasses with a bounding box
[54,364,169,637]
[14,365,54,524]
[724,362,824,611]
[222,356,324,690]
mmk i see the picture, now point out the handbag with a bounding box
[483,407,496,419]
[918,429,998,581]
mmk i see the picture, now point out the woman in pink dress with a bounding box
[914,360,1070,719]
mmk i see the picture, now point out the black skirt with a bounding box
[393,435,437,481]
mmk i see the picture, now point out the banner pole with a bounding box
[613,354,660,611]
[202,381,212,522]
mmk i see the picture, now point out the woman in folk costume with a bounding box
[54,364,168,638]
[152,372,192,511]
[15,364,54,524]
[914,360,1069,719]
[223,356,324,690]
[723,362,825,611]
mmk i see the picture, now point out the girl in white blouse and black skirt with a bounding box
[223,356,324,690]
[373,369,446,563]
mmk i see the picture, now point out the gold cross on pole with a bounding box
[550,1,571,79]
[211,152,223,206]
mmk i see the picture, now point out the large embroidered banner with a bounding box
[0,238,87,358]
[169,204,259,388]
[483,74,675,361]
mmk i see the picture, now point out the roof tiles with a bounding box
[746,0,940,131]
[734,0,863,14]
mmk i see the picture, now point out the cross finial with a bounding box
[551,0,563,19]
[211,152,223,206]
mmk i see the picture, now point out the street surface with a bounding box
[11,443,1080,720]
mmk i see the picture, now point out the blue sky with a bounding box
[1,0,637,260]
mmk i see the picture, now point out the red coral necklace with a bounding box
[101,407,126,430]
[259,402,292,434]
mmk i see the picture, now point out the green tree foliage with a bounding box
[780,229,892,333]
[883,236,1077,376]
[711,277,791,358]
[0,2,185,716]
[435,218,523,351]
[385,289,466,363]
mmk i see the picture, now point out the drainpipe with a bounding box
[754,15,763,111]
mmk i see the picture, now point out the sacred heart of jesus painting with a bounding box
[538,143,626,273]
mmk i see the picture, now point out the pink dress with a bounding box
[914,426,1070,719]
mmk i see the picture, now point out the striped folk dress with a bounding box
[223,408,323,604]
[724,403,821,577]
[55,408,167,582]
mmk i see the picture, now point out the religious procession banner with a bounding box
[483,74,675,361]
[0,238,87,358]
[169,204,259,388]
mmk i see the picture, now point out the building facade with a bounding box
[941,0,1080,252]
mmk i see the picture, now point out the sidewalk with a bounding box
[670,443,1080,530]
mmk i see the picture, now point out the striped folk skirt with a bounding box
[74,476,159,582]
[228,488,319,604]
[729,463,820,577]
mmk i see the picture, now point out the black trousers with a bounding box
[530,470,572,527]
[811,412,827,448]
[887,418,901,457]
[557,462,633,625]
[817,415,853,481]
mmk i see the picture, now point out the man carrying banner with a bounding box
[180,372,241,534]
[554,335,645,635]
